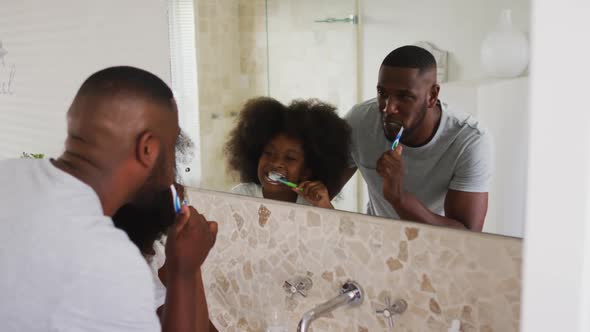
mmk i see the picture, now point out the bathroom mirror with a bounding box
[172,0,531,238]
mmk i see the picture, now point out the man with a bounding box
[0,66,217,331]
[342,46,492,231]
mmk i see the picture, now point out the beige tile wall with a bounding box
[190,188,522,332]
[194,0,268,192]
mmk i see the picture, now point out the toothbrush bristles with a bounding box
[268,171,285,181]
[391,126,405,149]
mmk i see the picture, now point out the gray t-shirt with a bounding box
[0,159,160,332]
[345,98,493,219]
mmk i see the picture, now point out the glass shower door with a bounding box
[265,0,360,212]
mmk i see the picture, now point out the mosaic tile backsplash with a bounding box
[190,188,522,331]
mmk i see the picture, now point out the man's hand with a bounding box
[161,205,218,332]
[295,181,334,209]
[165,205,218,277]
[377,145,405,204]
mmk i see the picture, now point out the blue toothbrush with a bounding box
[170,184,187,214]
[391,126,405,150]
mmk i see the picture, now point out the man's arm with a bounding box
[160,270,218,332]
[378,143,490,231]
[157,262,217,331]
[334,104,358,199]
[389,189,488,230]
[194,270,216,331]
[162,271,198,332]
[162,206,217,332]
[330,167,357,199]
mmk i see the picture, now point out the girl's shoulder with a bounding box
[230,182,263,198]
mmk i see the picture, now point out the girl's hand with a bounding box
[294,181,334,209]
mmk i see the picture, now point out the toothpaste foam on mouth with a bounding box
[267,171,287,185]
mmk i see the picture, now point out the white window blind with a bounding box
[0,0,170,160]
[168,0,201,187]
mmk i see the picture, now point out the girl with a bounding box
[225,97,352,209]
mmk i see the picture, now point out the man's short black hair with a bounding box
[77,66,174,107]
[381,45,437,74]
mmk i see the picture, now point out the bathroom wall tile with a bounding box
[194,0,268,192]
[189,188,522,331]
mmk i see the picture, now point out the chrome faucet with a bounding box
[297,281,363,332]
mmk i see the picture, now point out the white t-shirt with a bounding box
[146,239,167,309]
[230,182,311,205]
[0,159,160,332]
[345,98,493,219]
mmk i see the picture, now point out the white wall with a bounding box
[441,78,529,238]
[358,0,530,98]
[521,0,590,331]
[0,0,171,159]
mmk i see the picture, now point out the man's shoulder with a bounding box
[442,103,490,144]
[0,158,39,182]
[345,98,379,121]
[65,220,154,301]
[438,103,493,172]
[52,226,159,331]
[0,158,27,168]
[74,219,145,267]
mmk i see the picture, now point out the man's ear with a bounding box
[428,83,441,108]
[136,131,161,170]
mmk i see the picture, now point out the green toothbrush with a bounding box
[268,171,303,191]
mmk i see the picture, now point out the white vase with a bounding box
[480,9,529,78]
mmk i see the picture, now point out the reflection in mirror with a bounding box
[170,0,531,238]
[224,97,351,210]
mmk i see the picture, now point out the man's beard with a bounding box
[133,151,172,209]
[113,188,176,255]
[115,152,176,254]
[397,100,428,140]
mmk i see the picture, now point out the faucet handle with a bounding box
[283,276,313,298]
[376,297,407,328]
